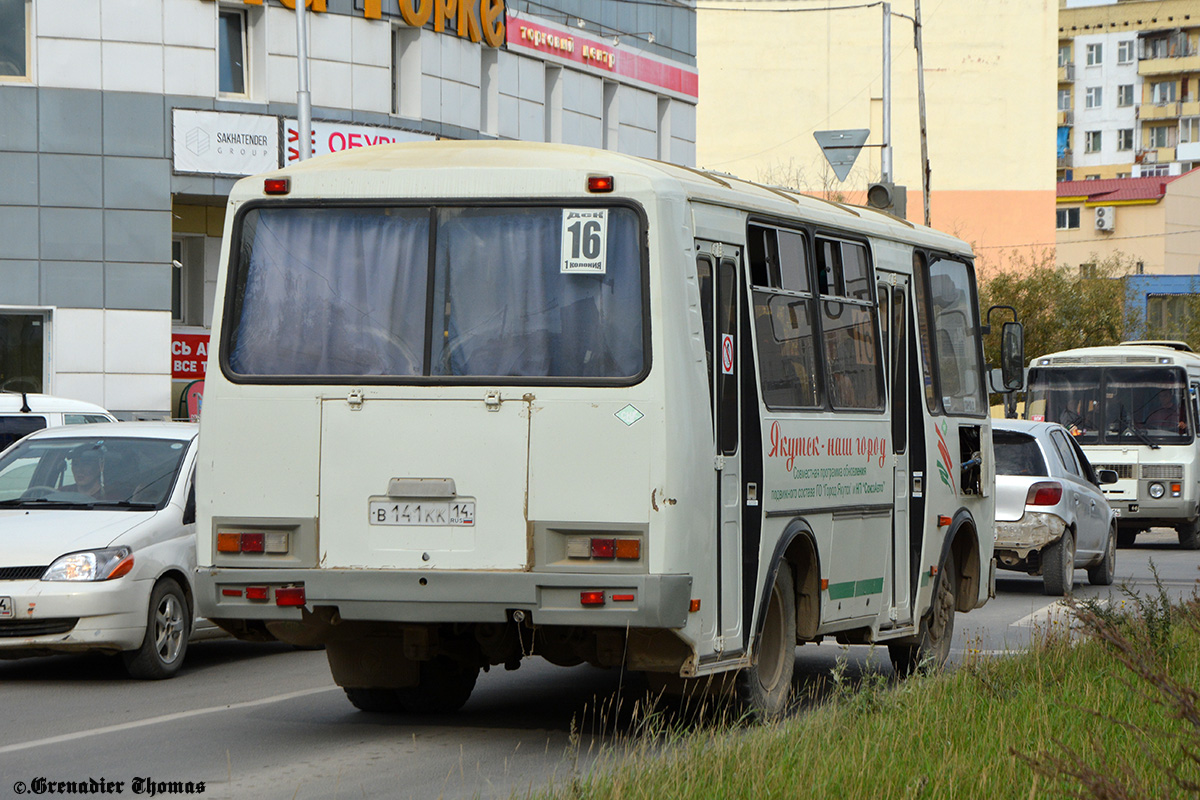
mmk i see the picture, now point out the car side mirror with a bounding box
[1097,469,1119,485]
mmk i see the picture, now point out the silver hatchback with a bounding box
[993,419,1119,596]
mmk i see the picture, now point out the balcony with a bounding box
[1058,63,1075,83]
[1057,109,1074,126]
[1135,147,1175,165]
[1139,53,1200,77]
[1138,100,1182,121]
[1058,150,1074,169]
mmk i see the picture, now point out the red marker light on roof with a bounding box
[264,177,290,195]
[587,175,614,193]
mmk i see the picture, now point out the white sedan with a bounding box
[0,422,204,678]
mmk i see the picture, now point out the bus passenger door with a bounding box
[881,276,913,626]
[698,242,746,650]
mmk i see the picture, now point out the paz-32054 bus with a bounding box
[1026,341,1200,549]
[195,142,1021,717]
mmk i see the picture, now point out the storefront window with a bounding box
[0,0,29,79]
[0,313,45,393]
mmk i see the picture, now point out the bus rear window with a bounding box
[225,205,645,382]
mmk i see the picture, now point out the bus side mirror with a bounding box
[1000,322,1024,391]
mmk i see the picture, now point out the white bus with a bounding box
[1026,341,1200,549]
[195,142,1021,717]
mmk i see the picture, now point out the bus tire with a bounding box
[1087,524,1117,586]
[735,563,795,720]
[1042,529,1075,597]
[395,656,479,714]
[344,687,405,713]
[889,556,956,677]
[1117,528,1138,548]
[1176,519,1200,550]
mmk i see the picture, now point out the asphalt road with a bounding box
[0,530,1196,800]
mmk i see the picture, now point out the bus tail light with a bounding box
[216,530,290,554]
[275,586,306,607]
[567,536,642,561]
[245,586,269,601]
[591,538,616,559]
[580,591,606,606]
[1026,482,1063,506]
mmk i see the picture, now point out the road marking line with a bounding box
[1009,601,1072,629]
[0,685,339,755]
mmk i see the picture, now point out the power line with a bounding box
[979,225,1200,250]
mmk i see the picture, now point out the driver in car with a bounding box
[64,448,105,498]
[1144,392,1188,435]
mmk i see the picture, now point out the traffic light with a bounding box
[866,182,906,218]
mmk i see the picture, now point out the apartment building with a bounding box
[1058,0,1200,181]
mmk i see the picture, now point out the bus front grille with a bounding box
[1142,464,1184,480]
[1095,464,1135,479]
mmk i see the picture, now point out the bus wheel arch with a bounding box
[779,523,821,641]
[945,510,982,613]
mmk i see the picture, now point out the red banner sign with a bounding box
[172,333,210,380]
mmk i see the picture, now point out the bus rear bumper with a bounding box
[196,567,694,629]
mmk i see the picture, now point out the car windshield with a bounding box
[0,437,190,509]
[994,430,1048,477]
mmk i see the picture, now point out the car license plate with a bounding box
[0,597,12,619]
[369,500,475,527]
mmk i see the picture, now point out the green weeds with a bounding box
[535,569,1200,800]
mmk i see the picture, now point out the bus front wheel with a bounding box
[889,557,957,677]
[1177,518,1200,550]
[735,563,795,720]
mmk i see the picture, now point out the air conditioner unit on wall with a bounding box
[1095,205,1116,231]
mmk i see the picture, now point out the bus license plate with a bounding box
[369,500,475,527]
[0,597,12,619]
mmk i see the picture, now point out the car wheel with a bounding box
[394,657,480,714]
[122,578,190,680]
[1042,529,1076,597]
[1117,528,1138,548]
[1176,518,1200,550]
[890,556,957,677]
[344,687,405,713]
[1087,524,1117,586]
[735,562,796,719]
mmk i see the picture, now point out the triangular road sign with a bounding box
[813,129,870,182]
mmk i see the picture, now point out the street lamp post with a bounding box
[296,0,312,161]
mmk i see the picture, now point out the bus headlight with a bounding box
[1148,482,1166,499]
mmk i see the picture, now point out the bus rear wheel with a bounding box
[735,563,795,720]
[1177,519,1200,550]
[889,556,956,677]
[394,656,479,713]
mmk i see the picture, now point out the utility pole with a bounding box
[881,2,892,184]
[914,0,931,226]
[295,0,313,160]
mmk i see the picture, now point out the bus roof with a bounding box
[1030,341,1200,369]
[230,141,972,258]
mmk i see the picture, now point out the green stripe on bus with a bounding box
[827,578,884,600]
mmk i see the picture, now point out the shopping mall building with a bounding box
[0,0,698,417]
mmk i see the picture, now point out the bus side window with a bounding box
[892,285,908,453]
[817,238,882,411]
[696,255,715,424]
[912,251,939,413]
[748,224,819,410]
